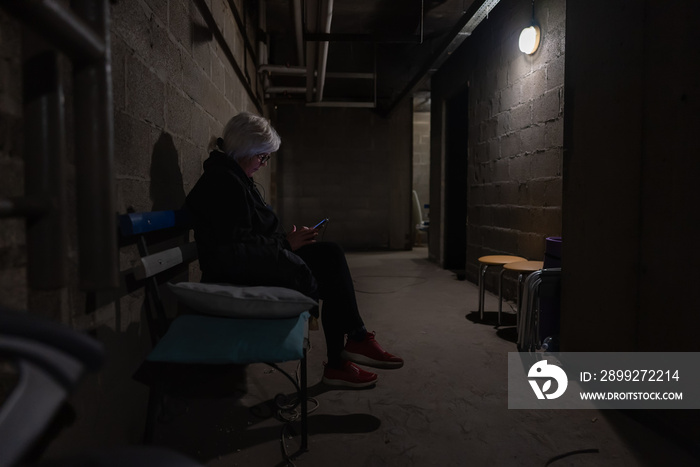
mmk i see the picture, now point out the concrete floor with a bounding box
[152,248,699,466]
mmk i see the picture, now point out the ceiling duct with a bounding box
[263,0,498,111]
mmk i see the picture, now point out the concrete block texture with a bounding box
[432,0,564,275]
[182,55,208,104]
[126,55,165,127]
[190,105,212,150]
[113,111,153,180]
[507,103,532,133]
[111,3,181,88]
[533,87,563,123]
[143,0,167,25]
[166,85,194,137]
[110,36,127,112]
[521,68,547,103]
[546,54,566,92]
[111,0,155,58]
[190,9,212,74]
[169,0,191,48]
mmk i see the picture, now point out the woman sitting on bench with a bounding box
[185,112,403,388]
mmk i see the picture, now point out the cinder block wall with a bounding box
[112,0,267,213]
[430,0,564,296]
[272,102,413,251]
[0,0,266,456]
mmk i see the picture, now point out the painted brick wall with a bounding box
[431,0,565,297]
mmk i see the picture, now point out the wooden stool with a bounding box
[503,260,544,326]
[477,255,526,323]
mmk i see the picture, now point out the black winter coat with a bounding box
[185,150,317,296]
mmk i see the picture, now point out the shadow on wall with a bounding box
[150,132,186,211]
[191,21,213,44]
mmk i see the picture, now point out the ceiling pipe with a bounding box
[383,0,501,116]
[259,64,307,75]
[257,0,267,66]
[304,0,318,102]
[265,86,307,94]
[314,0,333,102]
[325,72,373,79]
[307,101,375,108]
[257,1,273,93]
[293,0,304,66]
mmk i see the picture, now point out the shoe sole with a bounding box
[322,375,378,388]
[340,350,404,369]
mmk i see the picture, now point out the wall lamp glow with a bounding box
[519,25,540,54]
[519,0,540,54]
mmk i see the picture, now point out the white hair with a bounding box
[221,112,281,161]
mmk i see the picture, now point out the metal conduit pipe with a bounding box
[325,72,374,79]
[293,0,304,66]
[314,0,333,102]
[22,49,67,289]
[257,0,267,66]
[259,65,307,75]
[304,0,319,102]
[306,101,375,108]
[257,0,271,92]
[265,87,308,94]
[72,0,118,290]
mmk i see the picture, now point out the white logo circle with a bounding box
[527,360,568,400]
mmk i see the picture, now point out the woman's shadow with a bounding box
[150,132,186,212]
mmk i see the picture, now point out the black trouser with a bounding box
[295,242,364,364]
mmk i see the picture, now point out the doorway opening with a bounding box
[412,93,431,248]
[443,85,469,273]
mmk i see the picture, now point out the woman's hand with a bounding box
[287,225,319,251]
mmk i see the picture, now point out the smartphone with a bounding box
[313,218,329,229]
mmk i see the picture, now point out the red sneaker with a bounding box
[322,361,378,388]
[341,332,404,369]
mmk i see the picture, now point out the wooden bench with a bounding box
[118,209,314,460]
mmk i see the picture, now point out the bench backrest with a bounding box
[118,210,191,236]
[118,209,196,344]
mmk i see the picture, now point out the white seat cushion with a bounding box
[167,282,317,319]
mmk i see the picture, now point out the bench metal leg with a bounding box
[478,264,488,320]
[300,348,308,453]
[270,352,309,461]
[516,272,524,330]
[498,268,507,325]
[143,384,163,444]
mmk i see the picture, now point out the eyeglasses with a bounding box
[258,153,271,164]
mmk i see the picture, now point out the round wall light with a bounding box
[518,25,541,54]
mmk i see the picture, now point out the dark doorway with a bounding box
[443,85,469,271]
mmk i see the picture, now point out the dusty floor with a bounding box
[152,248,699,466]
